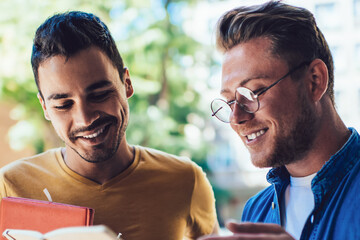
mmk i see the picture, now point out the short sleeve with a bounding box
[0,170,8,204]
[186,163,217,239]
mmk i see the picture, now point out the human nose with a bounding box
[229,101,253,125]
[73,101,100,127]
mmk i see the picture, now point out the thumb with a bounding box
[225,219,240,233]
[226,222,285,234]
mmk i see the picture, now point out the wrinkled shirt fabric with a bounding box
[242,128,360,240]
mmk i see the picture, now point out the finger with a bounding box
[197,235,243,240]
[226,222,284,234]
[198,233,293,240]
[197,234,233,240]
[230,233,294,240]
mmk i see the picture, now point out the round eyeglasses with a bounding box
[211,62,310,123]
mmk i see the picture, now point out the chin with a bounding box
[247,146,269,167]
[252,161,272,168]
[250,156,272,168]
[76,145,118,163]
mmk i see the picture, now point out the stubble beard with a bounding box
[266,93,318,168]
[74,127,124,163]
[69,113,128,163]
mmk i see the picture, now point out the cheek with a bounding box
[48,112,71,135]
[259,93,284,113]
[115,95,129,111]
[255,102,295,141]
[106,98,126,115]
[230,123,238,134]
[260,88,298,120]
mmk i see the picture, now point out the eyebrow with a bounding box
[85,80,112,92]
[46,80,113,101]
[47,93,69,101]
[220,75,270,95]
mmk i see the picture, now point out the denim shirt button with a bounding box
[310,214,314,223]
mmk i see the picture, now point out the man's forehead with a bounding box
[37,47,119,96]
[220,46,288,96]
[220,73,272,96]
[38,47,112,73]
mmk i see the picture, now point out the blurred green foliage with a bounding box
[0,0,216,164]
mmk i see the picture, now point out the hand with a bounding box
[198,221,295,240]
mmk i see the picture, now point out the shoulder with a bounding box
[0,148,60,177]
[137,146,198,170]
[135,146,207,184]
[242,185,275,222]
[0,148,61,199]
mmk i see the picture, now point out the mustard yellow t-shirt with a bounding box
[0,146,216,240]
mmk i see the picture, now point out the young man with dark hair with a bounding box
[201,1,359,239]
[0,11,218,240]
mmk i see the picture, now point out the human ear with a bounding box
[37,93,51,121]
[305,59,329,102]
[123,68,134,98]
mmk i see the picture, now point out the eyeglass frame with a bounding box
[211,61,311,123]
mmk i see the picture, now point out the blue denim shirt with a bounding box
[241,128,360,240]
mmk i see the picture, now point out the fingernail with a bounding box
[225,218,239,225]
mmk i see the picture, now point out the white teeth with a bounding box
[83,127,104,139]
[256,130,264,137]
[247,130,265,140]
[248,133,257,140]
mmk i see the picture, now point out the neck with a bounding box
[285,101,351,177]
[62,140,134,184]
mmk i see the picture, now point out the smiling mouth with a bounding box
[76,123,111,140]
[82,127,105,139]
[246,129,266,141]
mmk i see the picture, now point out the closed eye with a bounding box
[54,101,73,110]
[227,99,236,110]
[253,87,266,95]
[227,99,236,105]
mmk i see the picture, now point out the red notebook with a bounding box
[0,197,94,239]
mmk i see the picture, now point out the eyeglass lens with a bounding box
[211,99,232,122]
[211,88,259,123]
[235,87,259,113]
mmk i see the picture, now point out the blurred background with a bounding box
[1,0,360,229]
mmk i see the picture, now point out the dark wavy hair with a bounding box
[31,11,125,98]
[216,0,334,105]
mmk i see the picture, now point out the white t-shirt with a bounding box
[283,172,317,240]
